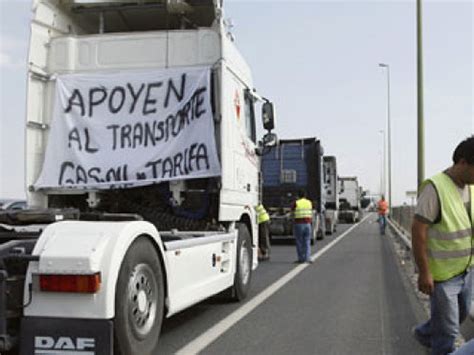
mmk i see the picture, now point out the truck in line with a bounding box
[322,156,338,234]
[0,1,276,354]
[338,176,362,223]
[261,137,326,244]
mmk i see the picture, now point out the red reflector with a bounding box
[39,273,101,293]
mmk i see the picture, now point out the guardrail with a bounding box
[388,206,415,249]
[390,206,415,234]
[388,218,411,249]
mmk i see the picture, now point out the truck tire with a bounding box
[228,223,253,301]
[114,237,164,355]
[326,221,333,235]
[316,229,324,240]
[310,226,316,245]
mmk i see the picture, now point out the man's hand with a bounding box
[412,218,432,295]
[418,270,434,295]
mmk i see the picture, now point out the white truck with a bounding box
[322,156,338,234]
[0,1,276,354]
[338,176,362,223]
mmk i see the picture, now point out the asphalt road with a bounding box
[157,215,427,355]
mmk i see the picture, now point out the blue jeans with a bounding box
[378,215,387,235]
[294,223,311,262]
[415,270,473,355]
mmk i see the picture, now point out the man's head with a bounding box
[452,136,474,185]
[380,195,385,201]
[298,189,306,198]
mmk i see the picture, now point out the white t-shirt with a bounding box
[415,173,471,225]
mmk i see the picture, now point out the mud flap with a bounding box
[20,317,113,355]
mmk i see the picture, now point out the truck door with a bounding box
[219,71,259,216]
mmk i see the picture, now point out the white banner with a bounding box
[34,66,221,190]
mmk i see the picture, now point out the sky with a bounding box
[0,0,473,205]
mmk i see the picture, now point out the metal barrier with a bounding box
[387,218,411,249]
[390,206,415,236]
[388,206,415,250]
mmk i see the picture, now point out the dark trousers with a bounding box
[259,222,270,257]
[294,223,311,262]
[378,215,387,235]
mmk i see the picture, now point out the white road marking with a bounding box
[175,214,371,355]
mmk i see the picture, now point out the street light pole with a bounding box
[379,63,392,212]
[417,0,425,188]
[379,130,386,197]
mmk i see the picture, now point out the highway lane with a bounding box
[157,216,427,354]
[157,223,347,354]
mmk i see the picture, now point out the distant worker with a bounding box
[412,136,474,354]
[255,204,270,261]
[377,195,389,235]
[292,190,313,264]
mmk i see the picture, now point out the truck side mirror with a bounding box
[262,102,275,131]
[255,132,278,156]
[262,132,277,147]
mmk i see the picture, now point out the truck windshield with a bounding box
[68,1,217,34]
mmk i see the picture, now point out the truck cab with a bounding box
[26,0,274,238]
[0,1,276,354]
[322,156,338,234]
[338,176,362,223]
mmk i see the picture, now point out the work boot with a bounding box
[411,326,431,348]
[258,252,269,262]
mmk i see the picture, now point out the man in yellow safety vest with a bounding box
[255,204,270,261]
[412,136,474,354]
[292,190,314,264]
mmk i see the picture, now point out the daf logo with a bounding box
[35,336,95,354]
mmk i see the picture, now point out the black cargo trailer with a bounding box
[261,138,326,242]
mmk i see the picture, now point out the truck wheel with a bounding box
[228,223,253,301]
[310,226,316,245]
[326,223,333,235]
[114,237,164,355]
[316,229,324,240]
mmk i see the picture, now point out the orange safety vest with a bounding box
[377,200,388,215]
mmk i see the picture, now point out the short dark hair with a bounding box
[298,189,306,198]
[453,136,474,165]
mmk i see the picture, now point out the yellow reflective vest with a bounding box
[423,173,474,281]
[294,198,313,220]
[256,204,270,224]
